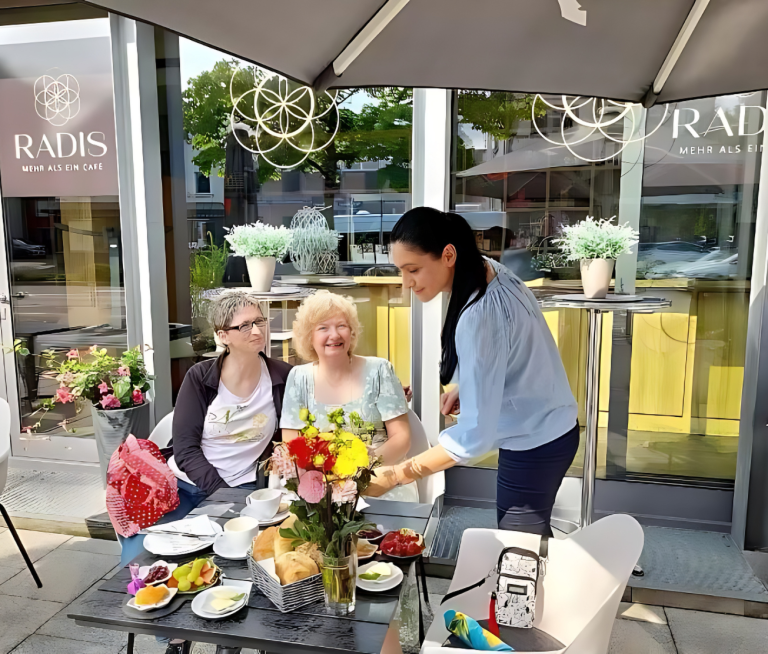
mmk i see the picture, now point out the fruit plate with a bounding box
[191,580,252,620]
[127,585,178,612]
[357,561,403,593]
[166,559,222,594]
[139,561,178,585]
[379,530,425,561]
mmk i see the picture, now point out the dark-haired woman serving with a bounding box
[366,207,579,536]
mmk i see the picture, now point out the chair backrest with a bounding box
[406,409,445,505]
[0,397,11,495]
[149,410,174,448]
[446,515,643,654]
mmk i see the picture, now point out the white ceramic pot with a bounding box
[580,258,615,299]
[245,256,276,292]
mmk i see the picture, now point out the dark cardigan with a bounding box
[170,351,292,494]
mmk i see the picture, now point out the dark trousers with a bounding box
[496,423,580,536]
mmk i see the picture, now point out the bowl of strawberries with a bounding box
[379,528,425,561]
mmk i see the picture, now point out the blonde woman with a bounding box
[280,290,417,502]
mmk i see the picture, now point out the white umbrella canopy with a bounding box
[88,0,768,105]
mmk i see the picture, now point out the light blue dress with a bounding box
[280,357,419,502]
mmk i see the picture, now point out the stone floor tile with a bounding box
[608,619,677,654]
[426,576,452,595]
[0,529,71,570]
[120,633,167,654]
[10,634,122,654]
[0,594,62,653]
[0,549,118,603]
[667,607,768,654]
[0,564,21,585]
[617,602,668,624]
[59,536,121,556]
[35,582,126,648]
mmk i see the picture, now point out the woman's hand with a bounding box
[364,465,400,497]
[440,387,460,415]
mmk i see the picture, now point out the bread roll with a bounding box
[275,551,319,585]
[295,541,323,568]
[251,527,277,562]
[274,513,299,559]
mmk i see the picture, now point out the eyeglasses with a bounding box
[223,318,268,334]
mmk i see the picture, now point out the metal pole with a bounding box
[581,308,603,527]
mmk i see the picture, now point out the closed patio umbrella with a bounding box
[89,0,767,105]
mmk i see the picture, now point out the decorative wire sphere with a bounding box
[289,206,341,275]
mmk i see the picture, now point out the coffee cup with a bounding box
[245,488,282,521]
[217,516,260,553]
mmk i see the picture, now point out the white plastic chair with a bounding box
[406,409,445,505]
[422,514,644,654]
[148,410,174,448]
[0,398,42,587]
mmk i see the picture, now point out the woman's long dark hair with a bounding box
[391,207,488,385]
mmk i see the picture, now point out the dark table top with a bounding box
[68,488,435,654]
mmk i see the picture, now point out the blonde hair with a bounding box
[209,290,266,333]
[292,291,361,362]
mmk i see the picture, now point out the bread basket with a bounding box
[247,547,324,612]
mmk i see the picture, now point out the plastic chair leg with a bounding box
[0,502,42,588]
[126,633,134,654]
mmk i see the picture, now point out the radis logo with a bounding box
[34,73,80,126]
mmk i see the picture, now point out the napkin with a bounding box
[189,503,236,518]
[146,514,218,536]
[444,610,512,651]
[356,497,370,511]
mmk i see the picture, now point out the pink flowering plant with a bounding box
[24,346,153,432]
[270,407,382,558]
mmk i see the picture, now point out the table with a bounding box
[68,489,437,654]
[539,295,672,527]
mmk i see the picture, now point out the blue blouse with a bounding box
[439,260,578,461]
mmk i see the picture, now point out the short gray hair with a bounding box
[209,290,266,332]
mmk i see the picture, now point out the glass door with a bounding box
[0,9,124,462]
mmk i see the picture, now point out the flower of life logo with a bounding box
[229,69,338,170]
[34,73,80,126]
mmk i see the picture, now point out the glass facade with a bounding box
[0,9,125,456]
[451,90,764,486]
[156,36,413,401]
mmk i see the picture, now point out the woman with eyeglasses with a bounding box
[116,291,291,575]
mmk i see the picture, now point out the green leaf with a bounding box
[359,572,381,581]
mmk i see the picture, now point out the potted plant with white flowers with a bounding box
[224,222,292,291]
[555,216,639,299]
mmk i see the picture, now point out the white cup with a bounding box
[218,516,260,553]
[245,488,282,521]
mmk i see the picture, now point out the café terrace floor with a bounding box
[3,465,768,653]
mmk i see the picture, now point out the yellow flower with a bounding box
[313,454,326,467]
[319,432,335,441]
[338,431,356,442]
[332,451,358,478]
[346,438,369,467]
[303,425,319,437]
[299,408,309,422]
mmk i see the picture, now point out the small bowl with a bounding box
[357,528,384,544]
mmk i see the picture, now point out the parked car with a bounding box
[12,239,45,258]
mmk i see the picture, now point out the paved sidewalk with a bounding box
[1,529,768,653]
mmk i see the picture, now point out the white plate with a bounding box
[138,561,178,585]
[143,520,223,556]
[252,509,291,526]
[213,538,249,561]
[356,561,403,592]
[191,580,252,619]
[127,585,178,612]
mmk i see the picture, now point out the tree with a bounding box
[182,60,413,191]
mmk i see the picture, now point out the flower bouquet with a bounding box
[270,406,381,614]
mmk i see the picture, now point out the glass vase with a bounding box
[321,538,358,615]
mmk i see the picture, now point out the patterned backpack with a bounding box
[442,537,548,629]
[106,435,180,537]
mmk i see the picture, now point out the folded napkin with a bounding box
[444,610,512,651]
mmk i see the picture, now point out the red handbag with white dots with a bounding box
[106,434,180,537]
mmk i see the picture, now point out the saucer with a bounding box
[241,507,291,525]
[213,538,249,561]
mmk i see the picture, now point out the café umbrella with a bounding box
[89,0,767,105]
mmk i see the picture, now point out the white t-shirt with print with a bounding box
[200,358,276,486]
